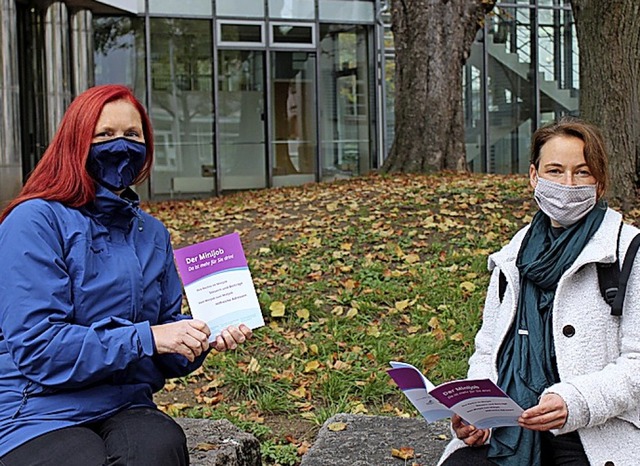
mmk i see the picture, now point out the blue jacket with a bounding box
[0,186,206,457]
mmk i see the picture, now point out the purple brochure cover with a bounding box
[428,379,509,408]
[174,232,247,286]
[387,367,427,390]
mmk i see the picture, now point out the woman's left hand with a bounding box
[213,324,253,352]
[518,393,568,431]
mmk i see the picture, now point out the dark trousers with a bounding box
[0,408,189,466]
[441,431,590,466]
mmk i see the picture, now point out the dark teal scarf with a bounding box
[488,201,606,466]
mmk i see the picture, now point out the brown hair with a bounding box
[530,116,608,197]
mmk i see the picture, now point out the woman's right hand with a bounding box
[451,414,491,446]
[151,319,211,362]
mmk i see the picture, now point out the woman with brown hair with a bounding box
[439,117,640,466]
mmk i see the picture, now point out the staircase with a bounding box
[465,9,579,173]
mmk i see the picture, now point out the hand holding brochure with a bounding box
[173,233,265,342]
[387,361,524,429]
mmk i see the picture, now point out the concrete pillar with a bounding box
[71,9,94,95]
[44,1,72,140]
[0,0,22,206]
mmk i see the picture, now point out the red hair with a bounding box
[0,84,154,223]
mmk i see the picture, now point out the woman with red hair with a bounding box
[0,84,252,466]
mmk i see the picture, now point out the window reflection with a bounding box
[218,50,267,191]
[271,52,316,184]
[94,17,145,98]
[319,24,372,180]
[149,19,215,196]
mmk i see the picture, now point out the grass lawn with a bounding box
[146,172,639,466]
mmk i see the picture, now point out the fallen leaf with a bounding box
[395,299,410,311]
[346,308,358,318]
[304,360,320,373]
[460,281,476,292]
[270,301,286,317]
[351,403,368,414]
[404,253,420,264]
[327,422,347,432]
[196,442,219,451]
[247,357,261,373]
[391,446,415,460]
[297,441,311,455]
[289,386,307,398]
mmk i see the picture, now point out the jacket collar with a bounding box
[85,185,141,230]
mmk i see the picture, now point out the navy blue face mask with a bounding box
[87,137,147,191]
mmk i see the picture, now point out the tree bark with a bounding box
[382,0,495,173]
[571,0,640,204]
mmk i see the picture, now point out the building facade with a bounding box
[0,0,576,205]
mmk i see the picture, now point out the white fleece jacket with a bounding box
[438,208,640,466]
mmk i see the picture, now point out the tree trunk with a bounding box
[571,1,640,204]
[382,0,495,173]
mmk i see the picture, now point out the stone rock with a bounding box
[176,418,262,466]
[300,414,451,466]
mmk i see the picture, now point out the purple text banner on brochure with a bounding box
[429,379,512,408]
[174,232,247,286]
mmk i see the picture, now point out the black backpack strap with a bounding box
[598,261,620,306]
[498,270,507,303]
[610,232,640,316]
[598,222,624,307]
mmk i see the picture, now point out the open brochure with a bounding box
[173,232,265,342]
[387,361,524,429]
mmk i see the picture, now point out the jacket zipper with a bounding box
[12,381,32,418]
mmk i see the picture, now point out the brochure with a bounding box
[173,232,264,342]
[387,361,524,429]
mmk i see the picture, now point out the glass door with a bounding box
[270,51,317,187]
[218,50,267,190]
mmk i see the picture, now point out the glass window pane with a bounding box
[485,6,534,174]
[148,0,211,16]
[268,0,314,19]
[149,19,215,197]
[220,23,263,43]
[319,1,374,22]
[319,24,373,180]
[216,0,265,18]
[537,0,573,6]
[271,51,317,186]
[218,50,267,190]
[94,16,146,100]
[272,25,313,45]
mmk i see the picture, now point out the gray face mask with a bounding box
[533,176,597,227]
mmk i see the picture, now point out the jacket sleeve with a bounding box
[467,228,526,381]
[0,202,155,388]
[467,266,503,381]
[151,234,210,378]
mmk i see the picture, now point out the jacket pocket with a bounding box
[12,380,60,418]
